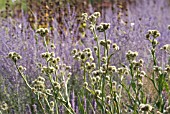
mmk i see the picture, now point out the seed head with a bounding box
[96,76,101,81]
[8,52,14,58]
[100,40,106,46]
[81,13,88,21]
[50,101,55,108]
[89,56,94,62]
[161,44,170,52]
[71,48,77,55]
[139,104,152,112]
[139,59,144,64]
[56,57,60,62]
[95,90,101,96]
[1,102,8,111]
[67,72,72,77]
[112,43,119,50]
[88,14,96,23]
[93,12,100,18]
[91,63,96,69]
[146,33,150,39]
[117,85,122,90]
[50,52,55,57]
[101,57,106,63]
[152,39,159,46]
[36,28,49,37]
[106,75,110,80]
[97,23,110,32]
[92,77,96,83]
[51,43,56,49]
[88,24,94,31]
[46,89,51,94]
[106,95,111,101]
[83,82,88,88]
[80,53,86,60]
[138,81,143,87]
[94,46,98,51]
[38,76,45,82]
[112,81,117,86]
[53,82,61,90]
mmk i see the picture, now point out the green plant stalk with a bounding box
[64,76,72,113]
[47,74,59,114]
[109,75,114,113]
[113,92,120,114]
[129,63,135,92]
[14,62,32,89]
[61,73,75,114]
[121,82,135,108]
[104,31,109,57]
[107,50,116,109]
[37,93,47,114]
[83,62,86,82]
[150,39,165,112]
[46,65,75,113]
[92,25,106,113]
[86,72,92,113]
[43,36,49,52]
[101,30,109,114]
[92,28,100,69]
[54,86,75,114]
[151,40,158,92]
[117,75,124,111]
[48,75,73,114]
[44,98,51,111]
[43,36,75,114]
[55,100,59,114]
[129,63,139,113]
[135,71,141,104]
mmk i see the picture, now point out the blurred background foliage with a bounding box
[0,0,117,15]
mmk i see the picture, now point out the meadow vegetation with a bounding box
[0,0,170,114]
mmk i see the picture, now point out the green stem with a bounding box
[101,30,109,114]
[113,92,120,114]
[38,93,47,114]
[43,36,49,52]
[83,62,86,82]
[104,31,109,57]
[44,98,51,109]
[92,28,100,69]
[15,62,31,89]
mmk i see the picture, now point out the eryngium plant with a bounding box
[71,12,170,114]
[7,28,76,114]
[6,11,170,114]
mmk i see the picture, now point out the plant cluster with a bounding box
[3,11,169,114]
[1,0,170,114]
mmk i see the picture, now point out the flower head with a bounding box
[139,104,152,112]
[97,23,110,32]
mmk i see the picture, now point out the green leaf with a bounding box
[131,81,136,92]
[96,98,104,113]
[77,94,85,114]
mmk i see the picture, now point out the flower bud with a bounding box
[83,82,88,88]
[95,90,101,96]
[93,12,100,18]
[50,101,55,108]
